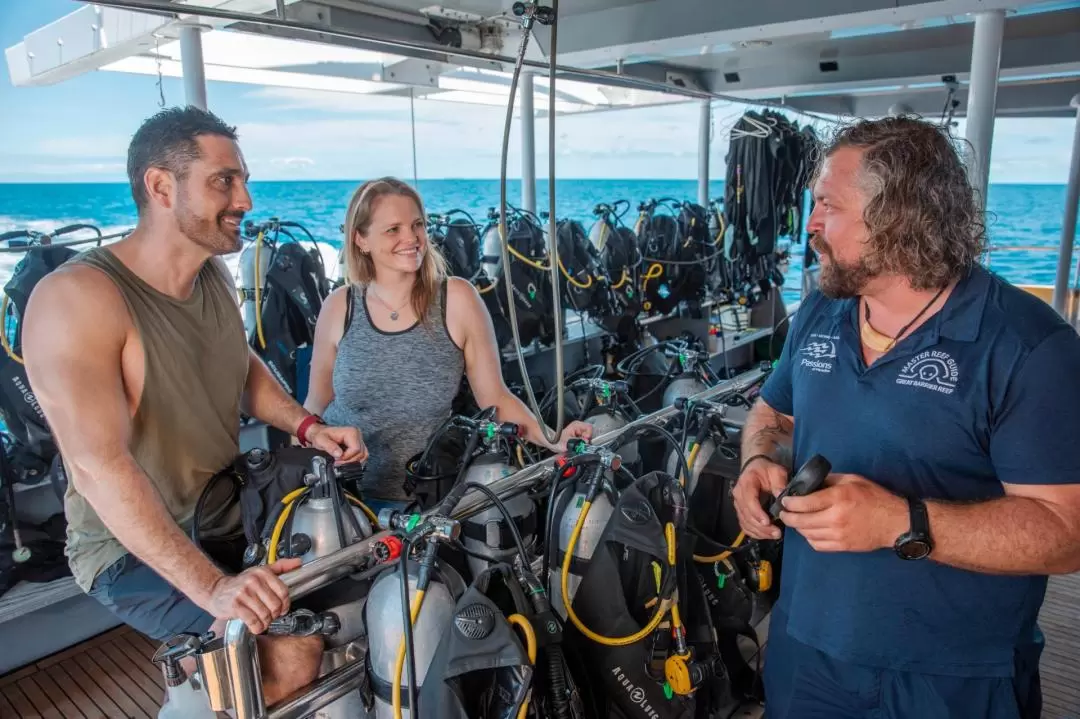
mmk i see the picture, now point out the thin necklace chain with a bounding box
[367,284,410,319]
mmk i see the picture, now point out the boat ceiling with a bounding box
[5,0,1080,118]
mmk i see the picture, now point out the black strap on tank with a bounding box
[366,650,412,708]
[460,512,537,550]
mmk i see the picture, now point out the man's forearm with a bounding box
[243,350,308,435]
[78,455,224,607]
[926,495,1080,575]
[741,399,794,468]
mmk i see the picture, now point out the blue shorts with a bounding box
[763,611,1042,719]
[88,538,246,642]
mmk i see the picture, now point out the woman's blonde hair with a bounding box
[343,177,448,323]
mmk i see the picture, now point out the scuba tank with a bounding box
[660,341,719,409]
[456,423,537,583]
[364,508,469,719]
[572,377,641,468]
[179,449,380,719]
[547,443,624,622]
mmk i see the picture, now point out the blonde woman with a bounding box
[305,177,592,504]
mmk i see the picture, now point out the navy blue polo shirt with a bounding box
[760,262,1080,678]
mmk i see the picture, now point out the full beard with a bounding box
[812,235,878,299]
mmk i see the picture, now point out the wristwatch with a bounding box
[894,497,933,560]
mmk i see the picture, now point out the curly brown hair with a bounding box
[820,116,987,290]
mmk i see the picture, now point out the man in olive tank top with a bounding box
[21,107,367,705]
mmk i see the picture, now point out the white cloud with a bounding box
[270,156,316,168]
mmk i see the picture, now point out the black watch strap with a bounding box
[895,497,933,560]
[908,496,930,536]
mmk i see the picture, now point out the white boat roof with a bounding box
[6,0,1080,118]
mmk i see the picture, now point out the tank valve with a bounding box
[266,609,341,637]
[152,632,212,687]
[373,535,404,563]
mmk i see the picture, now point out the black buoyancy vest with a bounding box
[0,245,78,466]
[253,242,330,399]
[418,563,535,719]
[438,217,483,281]
[556,219,610,316]
[683,440,768,704]
[492,215,556,348]
[563,471,726,719]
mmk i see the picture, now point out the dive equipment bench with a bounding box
[213,366,768,719]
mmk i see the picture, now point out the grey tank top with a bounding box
[322,280,465,499]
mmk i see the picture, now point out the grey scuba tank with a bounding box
[284,457,377,719]
[238,235,271,338]
[459,453,536,581]
[365,563,464,719]
[550,482,617,621]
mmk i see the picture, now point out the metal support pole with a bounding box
[521,72,536,214]
[698,100,711,207]
[179,24,208,110]
[964,9,1005,205]
[1051,94,1080,318]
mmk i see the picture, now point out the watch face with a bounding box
[897,538,931,560]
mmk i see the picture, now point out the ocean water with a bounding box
[0,180,1075,306]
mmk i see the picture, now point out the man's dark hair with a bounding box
[126,105,238,212]
[821,116,987,290]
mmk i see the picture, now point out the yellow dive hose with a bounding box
[0,294,23,365]
[508,614,537,719]
[560,496,676,646]
[393,588,427,719]
[266,488,378,564]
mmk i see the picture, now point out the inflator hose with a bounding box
[682,442,748,563]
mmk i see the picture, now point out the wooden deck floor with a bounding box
[0,573,1076,718]
[0,626,163,718]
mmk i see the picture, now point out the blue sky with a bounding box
[1,0,1076,184]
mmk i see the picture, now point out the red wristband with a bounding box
[296,414,324,447]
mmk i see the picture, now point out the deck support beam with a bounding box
[179,24,208,110]
[964,9,1005,205]
[698,100,710,207]
[1051,94,1080,318]
[521,72,536,214]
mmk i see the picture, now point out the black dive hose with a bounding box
[461,481,531,570]
[398,539,420,715]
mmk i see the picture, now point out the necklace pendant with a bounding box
[390,311,399,321]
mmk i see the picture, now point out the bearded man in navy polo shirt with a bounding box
[732,115,1080,718]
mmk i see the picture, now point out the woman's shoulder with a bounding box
[444,275,481,307]
[316,282,357,337]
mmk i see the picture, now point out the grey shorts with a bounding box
[87,538,246,642]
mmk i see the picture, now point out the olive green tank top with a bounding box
[64,247,250,592]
